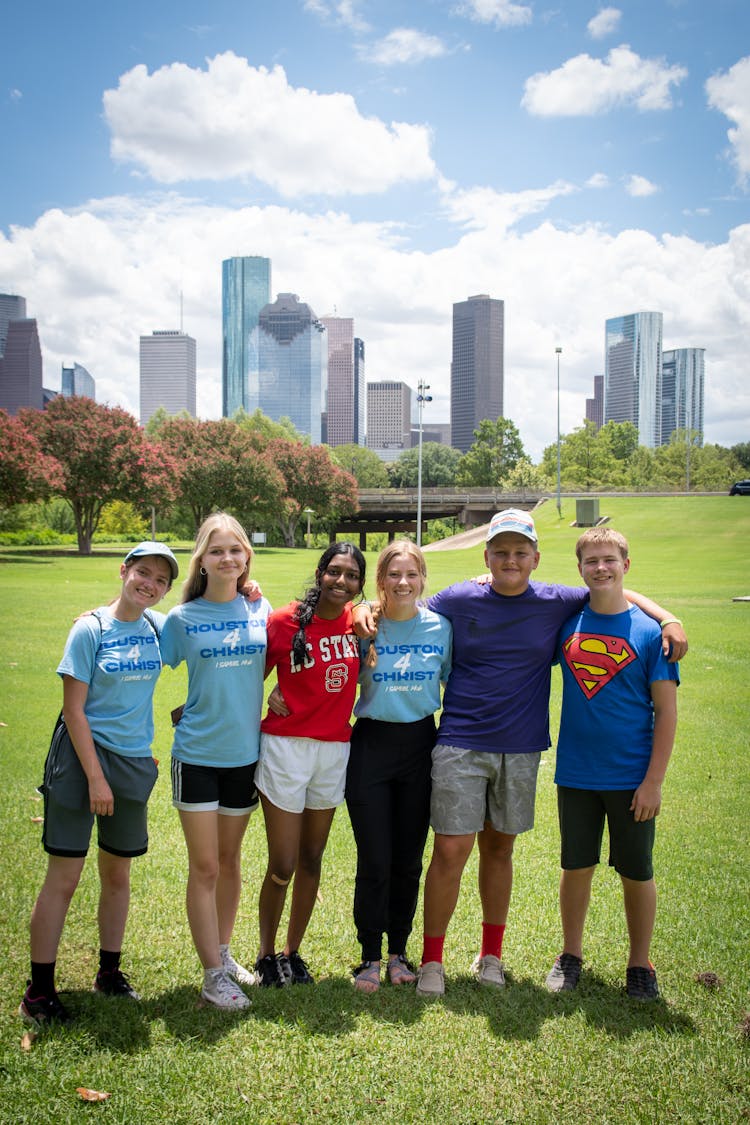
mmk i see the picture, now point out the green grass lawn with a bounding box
[1,497,748,1123]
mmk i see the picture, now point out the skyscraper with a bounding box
[0,318,43,414]
[604,311,663,447]
[256,293,327,443]
[367,381,411,452]
[320,316,365,447]
[0,293,27,356]
[222,256,271,417]
[61,361,96,401]
[450,294,504,454]
[661,348,705,446]
[586,374,604,430]
[139,330,196,425]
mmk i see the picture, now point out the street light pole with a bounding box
[416,379,432,547]
[304,507,314,549]
[555,346,562,518]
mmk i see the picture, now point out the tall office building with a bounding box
[586,374,604,430]
[0,318,43,414]
[604,311,663,447]
[367,381,412,452]
[222,255,271,417]
[320,316,366,447]
[661,348,705,446]
[255,294,327,443]
[139,330,196,425]
[450,294,504,454]
[61,361,96,401]
[0,293,27,356]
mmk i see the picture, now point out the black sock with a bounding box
[30,961,56,995]
[99,949,122,974]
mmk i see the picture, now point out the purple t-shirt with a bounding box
[428,580,586,754]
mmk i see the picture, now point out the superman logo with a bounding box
[562,632,637,699]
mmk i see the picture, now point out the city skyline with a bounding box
[1,1,748,458]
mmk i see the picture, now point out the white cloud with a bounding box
[440,178,577,231]
[522,45,687,116]
[3,192,747,460]
[625,174,659,197]
[303,0,370,33]
[365,28,449,66]
[102,52,437,196]
[10,88,22,101]
[706,55,750,186]
[587,172,610,189]
[455,0,532,29]
[587,7,622,40]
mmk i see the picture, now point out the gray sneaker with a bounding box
[416,961,445,997]
[220,947,256,986]
[471,954,506,988]
[545,952,582,993]
[201,968,251,1010]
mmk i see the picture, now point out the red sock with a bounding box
[421,934,445,965]
[481,922,505,959]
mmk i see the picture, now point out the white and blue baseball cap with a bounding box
[123,541,179,580]
[485,509,537,544]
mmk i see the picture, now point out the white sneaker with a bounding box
[220,946,256,986]
[201,968,251,1010]
[416,961,445,997]
[471,954,505,988]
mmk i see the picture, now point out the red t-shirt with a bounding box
[261,602,360,743]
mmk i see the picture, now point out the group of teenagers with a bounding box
[20,506,686,1027]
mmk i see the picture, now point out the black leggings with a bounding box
[345,715,435,963]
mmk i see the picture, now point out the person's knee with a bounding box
[431,833,473,873]
[297,846,324,878]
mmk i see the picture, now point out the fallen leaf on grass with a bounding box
[0,720,7,727]
[30,816,43,824]
[21,1031,36,1051]
[76,1088,111,1102]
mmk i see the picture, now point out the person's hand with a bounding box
[352,601,378,639]
[88,775,114,817]
[267,683,291,717]
[472,574,492,585]
[630,778,662,821]
[661,621,687,662]
[240,579,263,602]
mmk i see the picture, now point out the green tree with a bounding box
[730,441,750,471]
[389,443,462,487]
[600,420,639,463]
[234,407,306,445]
[97,501,150,539]
[541,420,613,490]
[329,444,389,487]
[21,397,176,554]
[455,418,526,487]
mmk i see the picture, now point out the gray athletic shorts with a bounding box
[430,744,542,836]
[42,723,157,858]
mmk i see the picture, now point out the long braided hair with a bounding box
[291,541,366,666]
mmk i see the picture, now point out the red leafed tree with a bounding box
[21,397,177,554]
[0,410,64,507]
[155,417,285,531]
[267,439,358,547]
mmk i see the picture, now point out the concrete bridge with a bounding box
[333,487,545,548]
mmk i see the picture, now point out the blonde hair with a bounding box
[575,526,629,563]
[365,540,428,669]
[182,512,253,603]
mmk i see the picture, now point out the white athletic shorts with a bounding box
[256,733,350,814]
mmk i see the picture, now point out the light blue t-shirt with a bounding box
[160,595,271,768]
[355,605,452,723]
[56,606,165,757]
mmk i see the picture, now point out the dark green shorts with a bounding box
[41,722,158,858]
[557,786,655,881]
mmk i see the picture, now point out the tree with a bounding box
[21,397,177,554]
[234,407,306,445]
[268,440,358,547]
[155,417,285,531]
[730,441,750,471]
[600,420,639,463]
[456,418,526,487]
[0,410,63,508]
[328,444,390,487]
[541,420,613,490]
[389,443,463,487]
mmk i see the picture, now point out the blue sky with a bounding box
[1,0,748,458]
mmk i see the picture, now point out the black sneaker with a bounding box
[19,982,70,1027]
[94,968,141,1000]
[545,952,582,993]
[283,950,314,985]
[254,954,286,988]
[626,963,659,1000]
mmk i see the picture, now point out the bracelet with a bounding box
[659,617,682,629]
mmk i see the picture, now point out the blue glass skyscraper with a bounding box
[256,293,327,443]
[605,311,663,447]
[222,256,271,417]
[662,347,705,446]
